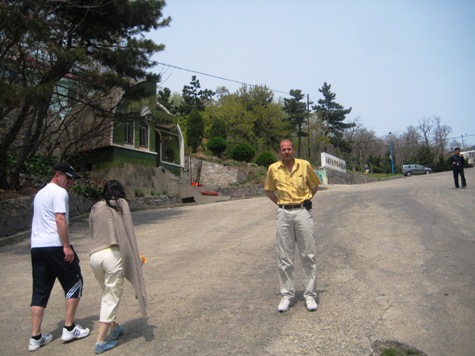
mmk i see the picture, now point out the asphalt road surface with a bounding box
[0,169,474,356]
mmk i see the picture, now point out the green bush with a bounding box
[72,184,102,200]
[255,151,277,168]
[230,143,255,162]
[207,136,228,157]
[371,166,384,174]
[19,153,57,184]
[186,109,204,153]
[209,117,227,139]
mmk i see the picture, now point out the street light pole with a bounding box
[389,132,395,174]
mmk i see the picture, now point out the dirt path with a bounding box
[0,169,474,355]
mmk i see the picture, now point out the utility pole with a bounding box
[461,135,465,150]
[307,94,311,159]
[388,132,395,174]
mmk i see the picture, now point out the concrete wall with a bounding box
[91,163,180,198]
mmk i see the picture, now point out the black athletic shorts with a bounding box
[30,246,83,307]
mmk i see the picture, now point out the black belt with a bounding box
[279,204,303,210]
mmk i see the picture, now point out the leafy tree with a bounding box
[283,89,307,156]
[209,117,227,139]
[207,136,227,157]
[179,76,214,116]
[312,82,354,152]
[186,109,204,153]
[206,93,252,142]
[237,85,274,111]
[204,85,287,148]
[230,143,255,162]
[0,0,170,189]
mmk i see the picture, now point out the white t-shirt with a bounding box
[31,183,69,248]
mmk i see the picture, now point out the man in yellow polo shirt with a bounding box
[264,139,321,312]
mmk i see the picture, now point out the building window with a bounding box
[124,121,134,145]
[139,122,149,148]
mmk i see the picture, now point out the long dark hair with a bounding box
[95,180,127,214]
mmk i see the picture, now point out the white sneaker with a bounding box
[29,333,53,351]
[61,324,90,343]
[278,297,294,313]
[305,296,318,311]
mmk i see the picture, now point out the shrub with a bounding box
[371,166,384,174]
[186,109,204,153]
[209,117,227,139]
[255,151,277,168]
[21,153,57,184]
[230,143,255,162]
[207,136,227,157]
[71,175,105,200]
[72,184,102,200]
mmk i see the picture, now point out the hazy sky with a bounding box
[148,0,475,148]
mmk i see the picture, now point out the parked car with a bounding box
[402,164,432,176]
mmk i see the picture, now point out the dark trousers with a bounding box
[453,168,466,188]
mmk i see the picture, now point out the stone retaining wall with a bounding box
[1,193,179,240]
[1,165,395,242]
[325,168,379,184]
[128,194,180,210]
[189,157,246,187]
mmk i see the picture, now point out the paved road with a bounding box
[0,169,474,355]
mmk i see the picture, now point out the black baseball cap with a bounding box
[53,162,80,179]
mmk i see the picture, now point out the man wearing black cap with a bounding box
[450,148,467,189]
[29,162,90,351]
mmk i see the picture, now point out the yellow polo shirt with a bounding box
[264,158,321,205]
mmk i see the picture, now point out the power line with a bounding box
[155,63,474,147]
[155,61,291,96]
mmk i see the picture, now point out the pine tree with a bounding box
[283,89,307,156]
[0,0,170,189]
[186,109,204,153]
[313,82,354,152]
[180,76,214,116]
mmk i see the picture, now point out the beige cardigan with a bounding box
[89,199,147,317]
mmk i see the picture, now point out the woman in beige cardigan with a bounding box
[89,180,147,354]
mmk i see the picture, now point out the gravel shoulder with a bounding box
[0,169,474,355]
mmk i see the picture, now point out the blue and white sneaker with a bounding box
[61,324,90,343]
[95,339,118,354]
[108,324,124,340]
[29,333,53,351]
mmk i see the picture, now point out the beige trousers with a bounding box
[90,246,124,323]
[276,207,317,299]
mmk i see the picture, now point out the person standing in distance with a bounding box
[264,140,321,313]
[29,162,90,351]
[450,147,467,189]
